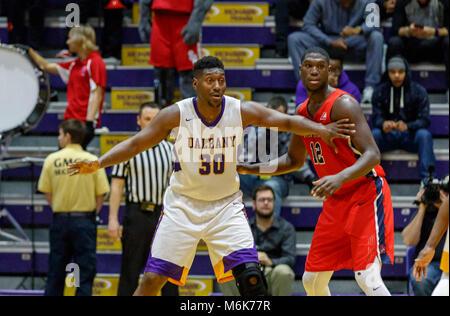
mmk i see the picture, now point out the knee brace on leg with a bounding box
[354,258,391,296]
[232,262,269,296]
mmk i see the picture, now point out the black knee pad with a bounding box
[232,262,269,296]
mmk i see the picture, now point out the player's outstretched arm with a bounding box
[68,105,180,175]
[238,133,308,176]
[241,101,355,153]
[311,95,381,199]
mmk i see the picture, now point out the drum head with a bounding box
[0,45,50,139]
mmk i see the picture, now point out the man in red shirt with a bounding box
[238,47,395,296]
[139,0,213,106]
[28,25,106,149]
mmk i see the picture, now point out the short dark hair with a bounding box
[193,56,225,78]
[252,185,275,201]
[301,46,330,64]
[139,102,160,116]
[59,119,86,145]
[267,96,287,112]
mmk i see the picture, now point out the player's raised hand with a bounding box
[319,118,356,153]
[68,160,100,176]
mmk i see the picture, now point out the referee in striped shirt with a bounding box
[108,102,178,296]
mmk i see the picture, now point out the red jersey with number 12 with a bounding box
[298,89,385,195]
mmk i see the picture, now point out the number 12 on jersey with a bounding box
[310,142,325,165]
[199,154,225,175]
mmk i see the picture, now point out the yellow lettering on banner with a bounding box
[204,4,269,25]
[97,227,122,251]
[121,46,151,66]
[134,3,268,26]
[64,276,120,296]
[64,275,213,296]
[111,89,155,110]
[111,89,183,110]
[100,135,132,155]
[179,278,214,296]
[202,46,260,67]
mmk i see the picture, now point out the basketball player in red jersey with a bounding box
[238,47,394,296]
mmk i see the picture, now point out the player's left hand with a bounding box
[311,174,344,200]
[413,245,435,281]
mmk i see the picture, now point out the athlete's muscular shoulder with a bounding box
[330,90,380,162]
[330,94,362,122]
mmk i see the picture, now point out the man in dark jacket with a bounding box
[387,0,449,85]
[371,56,436,183]
[287,0,384,104]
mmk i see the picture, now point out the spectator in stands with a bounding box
[220,185,297,296]
[27,25,107,149]
[274,0,312,58]
[109,102,178,297]
[138,0,213,107]
[4,0,45,50]
[238,96,293,217]
[371,55,436,183]
[296,56,361,104]
[387,0,449,87]
[38,119,110,296]
[287,0,384,104]
[403,185,448,295]
[376,0,397,21]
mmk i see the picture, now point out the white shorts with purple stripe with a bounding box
[144,187,258,285]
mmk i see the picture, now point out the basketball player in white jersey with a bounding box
[68,56,355,296]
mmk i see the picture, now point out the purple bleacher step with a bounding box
[0,203,422,229]
[47,67,448,92]
[0,290,44,296]
[31,111,449,136]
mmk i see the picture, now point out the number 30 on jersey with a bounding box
[199,154,225,175]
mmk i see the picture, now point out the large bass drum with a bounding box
[0,44,50,142]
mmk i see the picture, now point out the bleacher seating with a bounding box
[0,0,448,295]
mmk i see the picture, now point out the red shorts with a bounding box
[150,11,200,71]
[305,176,394,272]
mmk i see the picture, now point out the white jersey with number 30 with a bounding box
[169,96,243,201]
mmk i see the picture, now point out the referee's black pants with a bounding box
[117,203,179,296]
